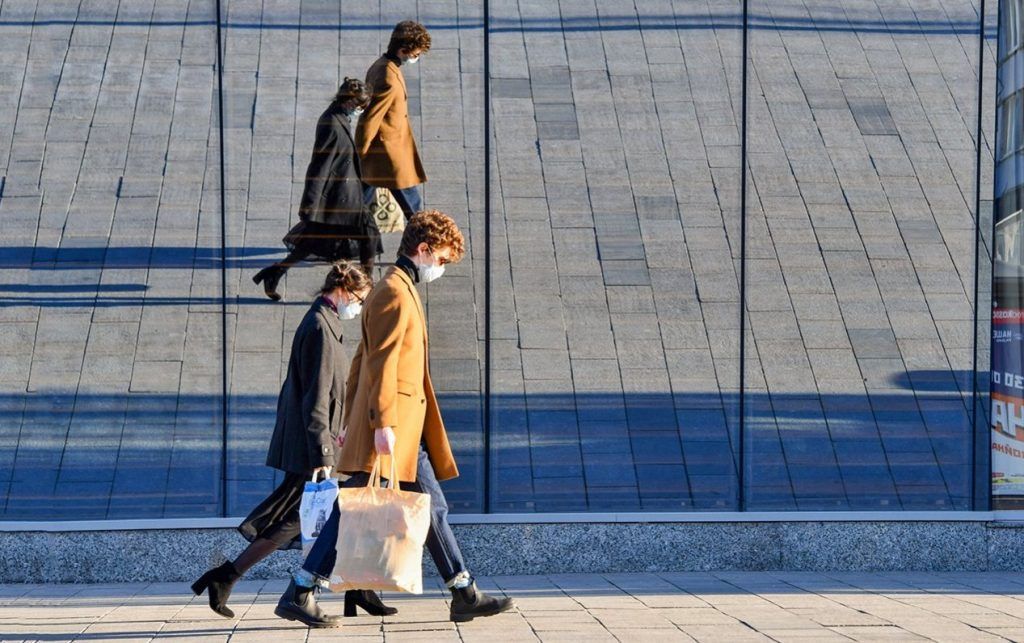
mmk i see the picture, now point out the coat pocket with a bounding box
[396,380,416,397]
[329,399,343,434]
[379,122,404,142]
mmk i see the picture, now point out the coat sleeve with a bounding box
[299,115,340,220]
[299,324,336,468]
[361,286,408,430]
[356,77,398,158]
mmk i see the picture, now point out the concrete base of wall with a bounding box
[3,521,1022,583]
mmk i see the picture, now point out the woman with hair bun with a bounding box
[192,261,395,622]
[253,78,383,301]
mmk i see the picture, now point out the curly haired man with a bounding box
[357,21,432,220]
[275,211,516,627]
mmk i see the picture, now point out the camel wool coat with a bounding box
[337,265,457,483]
[356,55,427,190]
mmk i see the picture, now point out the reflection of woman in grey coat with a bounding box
[192,261,393,620]
[252,78,382,301]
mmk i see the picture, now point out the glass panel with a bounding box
[997,92,1021,161]
[221,4,485,514]
[488,1,742,511]
[999,0,1022,60]
[991,0,1024,509]
[0,2,224,519]
[975,2,998,511]
[743,0,981,510]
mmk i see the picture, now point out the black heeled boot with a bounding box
[252,266,284,301]
[191,561,241,619]
[449,581,515,622]
[274,579,341,628]
[344,589,398,616]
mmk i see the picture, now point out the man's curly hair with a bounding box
[387,21,432,57]
[399,210,465,263]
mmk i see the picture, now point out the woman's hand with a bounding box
[374,427,396,455]
[312,466,332,481]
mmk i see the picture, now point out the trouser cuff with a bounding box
[445,571,472,589]
[295,569,330,590]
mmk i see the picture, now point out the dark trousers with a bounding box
[301,446,466,583]
[363,184,422,220]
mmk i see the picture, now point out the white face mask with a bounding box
[337,298,362,320]
[351,107,364,117]
[417,249,445,283]
[405,54,420,64]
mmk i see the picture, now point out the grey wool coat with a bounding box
[265,299,347,475]
[299,104,366,225]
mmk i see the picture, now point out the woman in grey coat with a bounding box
[252,78,383,301]
[192,261,393,620]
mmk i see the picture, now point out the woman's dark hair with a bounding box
[386,21,431,57]
[333,77,372,107]
[319,260,373,296]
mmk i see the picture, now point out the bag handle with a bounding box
[367,450,399,490]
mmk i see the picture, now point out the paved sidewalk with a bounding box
[2,572,1024,642]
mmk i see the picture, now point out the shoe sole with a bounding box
[450,602,516,623]
[274,606,341,628]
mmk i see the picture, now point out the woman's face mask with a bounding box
[338,293,363,320]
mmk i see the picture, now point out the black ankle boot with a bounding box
[344,589,398,616]
[252,266,284,301]
[274,579,341,628]
[191,561,241,619]
[449,581,515,622]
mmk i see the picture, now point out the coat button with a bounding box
[420,399,425,404]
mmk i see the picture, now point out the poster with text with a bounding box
[992,306,1024,501]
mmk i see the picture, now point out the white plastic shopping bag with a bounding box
[299,476,339,556]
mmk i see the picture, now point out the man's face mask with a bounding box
[417,247,445,283]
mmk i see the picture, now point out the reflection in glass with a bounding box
[743,0,981,509]
[0,2,224,519]
[488,1,742,511]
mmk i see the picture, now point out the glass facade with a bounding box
[991,0,1024,508]
[0,1,998,520]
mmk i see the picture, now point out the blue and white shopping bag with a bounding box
[299,476,340,555]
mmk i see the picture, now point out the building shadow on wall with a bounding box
[0,374,979,521]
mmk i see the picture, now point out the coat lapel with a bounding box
[392,268,424,326]
[391,267,428,355]
[335,110,355,145]
[387,58,407,97]
[315,301,343,342]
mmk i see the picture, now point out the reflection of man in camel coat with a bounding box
[357,20,430,219]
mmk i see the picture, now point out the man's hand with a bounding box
[312,466,332,481]
[374,427,396,455]
[334,426,347,448]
